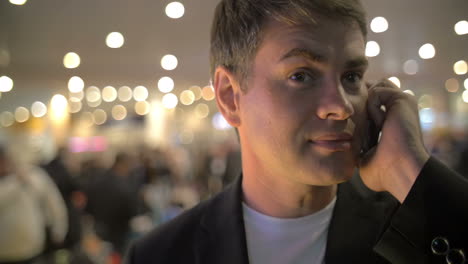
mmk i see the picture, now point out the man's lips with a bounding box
[308,133,353,151]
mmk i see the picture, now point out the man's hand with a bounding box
[359,79,430,203]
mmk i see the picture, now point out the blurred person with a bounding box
[430,129,460,169]
[79,156,107,193]
[0,145,68,264]
[141,149,174,225]
[86,152,138,259]
[142,147,200,225]
[42,147,84,253]
[129,0,468,263]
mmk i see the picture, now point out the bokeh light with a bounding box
[190,86,202,100]
[180,90,195,105]
[403,60,419,75]
[454,60,468,75]
[463,90,468,103]
[0,76,13,92]
[162,93,178,109]
[106,32,125,48]
[69,99,82,113]
[158,77,175,93]
[464,78,468,90]
[365,41,380,57]
[15,107,29,123]
[0,112,14,127]
[133,86,149,101]
[165,2,185,19]
[202,86,215,101]
[63,52,81,69]
[445,78,459,93]
[418,43,436,59]
[112,105,127,120]
[454,20,468,35]
[31,101,47,118]
[68,76,85,93]
[51,94,68,111]
[102,86,117,102]
[86,86,101,103]
[9,0,27,5]
[92,109,107,125]
[195,103,210,119]
[388,77,401,88]
[118,86,133,102]
[370,17,388,33]
[135,101,151,115]
[161,54,178,70]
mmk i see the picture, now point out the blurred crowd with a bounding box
[427,129,468,176]
[0,139,241,264]
[0,129,466,264]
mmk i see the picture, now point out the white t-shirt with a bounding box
[242,197,336,264]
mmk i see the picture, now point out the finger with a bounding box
[365,81,376,90]
[368,85,409,111]
[378,78,400,90]
[367,87,392,128]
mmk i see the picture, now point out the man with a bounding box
[86,152,139,256]
[0,145,68,264]
[128,0,468,263]
[42,147,83,251]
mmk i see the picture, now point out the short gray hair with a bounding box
[209,0,367,88]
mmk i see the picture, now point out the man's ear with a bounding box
[213,66,241,127]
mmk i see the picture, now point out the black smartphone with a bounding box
[360,118,380,156]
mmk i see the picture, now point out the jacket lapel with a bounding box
[196,175,250,264]
[325,173,397,264]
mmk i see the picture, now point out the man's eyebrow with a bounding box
[280,48,368,70]
[345,56,369,69]
[279,48,327,63]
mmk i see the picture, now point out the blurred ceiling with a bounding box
[0,0,467,112]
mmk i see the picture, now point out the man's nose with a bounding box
[316,79,354,120]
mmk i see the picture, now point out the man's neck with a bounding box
[241,164,337,219]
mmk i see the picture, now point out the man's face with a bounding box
[237,16,368,186]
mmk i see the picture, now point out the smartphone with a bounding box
[360,118,380,156]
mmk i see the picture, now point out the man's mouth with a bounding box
[308,133,353,152]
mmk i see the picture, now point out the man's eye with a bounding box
[343,72,362,83]
[289,72,313,83]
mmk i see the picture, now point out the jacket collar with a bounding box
[195,173,393,264]
[197,174,250,264]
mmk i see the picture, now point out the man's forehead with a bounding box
[259,19,366,64]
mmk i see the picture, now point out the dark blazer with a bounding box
[128,158,468,264]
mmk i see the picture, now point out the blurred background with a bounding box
[0,0,467,263]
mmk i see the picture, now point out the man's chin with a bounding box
[298,165,355,186]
